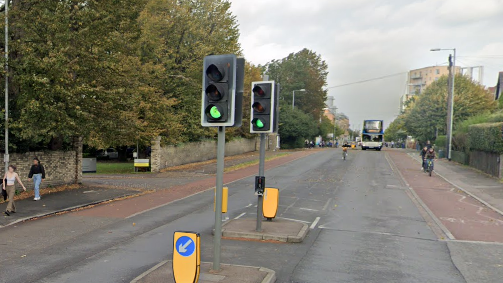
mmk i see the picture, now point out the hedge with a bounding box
[435,135,446,148]
[468,122,503,153]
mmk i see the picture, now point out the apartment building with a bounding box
[400,65,461,111]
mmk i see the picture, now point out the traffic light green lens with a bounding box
[256,120,264,128]
[210,106,222,119]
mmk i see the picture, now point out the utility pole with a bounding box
[4,0,9,175]
[430,48,456,161]
[446,53,455,161]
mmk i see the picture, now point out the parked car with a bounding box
[97,148,119,159]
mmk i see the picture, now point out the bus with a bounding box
[361,120,384,151]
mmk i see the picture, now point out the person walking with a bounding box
[28,157,46,201]
[3,165,27,216]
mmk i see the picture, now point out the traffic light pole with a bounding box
[256,133,266,232]
[213,126,225,271]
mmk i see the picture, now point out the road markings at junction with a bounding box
[299,208,319,212]
[235,212,246,219]
[310,217,321,229]
[278,217,310,224]
[322,198,332,211]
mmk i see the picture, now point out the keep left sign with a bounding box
[173,231,200,283]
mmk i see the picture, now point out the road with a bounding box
[0,148,470,282]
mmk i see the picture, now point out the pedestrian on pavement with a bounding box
[28,157,46,201]
[3,165,27,216]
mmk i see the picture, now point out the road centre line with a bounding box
[310,217,321,229]
[322,198,332,211]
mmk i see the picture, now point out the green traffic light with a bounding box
[256,119,264,128]
[210,106,222,119]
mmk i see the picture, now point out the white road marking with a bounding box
[278,217,310,224]
[322,198,332,211]
[234,212,246,219]
[299,207,319,212]
[245,204,253,208]
[310,217,321,229]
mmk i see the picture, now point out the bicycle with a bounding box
[425,159,434,177]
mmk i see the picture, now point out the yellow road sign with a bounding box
[173,231,200,283]
[263,187,279,219]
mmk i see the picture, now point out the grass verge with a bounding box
[96,162,135,174]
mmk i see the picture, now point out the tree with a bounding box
[278,107,318,148]
[0,0,243,151]
[404,75,497,142]
[385,115,408,142]
[319,116,334,138]
[138,0,241,144]
[264,49,328,119]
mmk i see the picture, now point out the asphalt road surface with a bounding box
[0,149,467,283]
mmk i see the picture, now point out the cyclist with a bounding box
[342,142,350,160]
[420,146,428,171]
[425,147,436,173]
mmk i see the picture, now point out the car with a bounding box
[97,148,119,159]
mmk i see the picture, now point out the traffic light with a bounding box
[250,81,279,133]
[201,54,243,127]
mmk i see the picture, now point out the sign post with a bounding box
[173,231,200,283]
[213,126,225,271]
[256,133,266,232]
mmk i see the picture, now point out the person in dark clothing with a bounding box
[425,140,432,149]
[28,157,46,201]
[420,146,428,171]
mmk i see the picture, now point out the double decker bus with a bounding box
[361,120,384,151]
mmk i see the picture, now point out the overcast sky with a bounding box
[230,0,503,129]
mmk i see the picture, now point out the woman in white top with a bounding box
[3,165,27,216]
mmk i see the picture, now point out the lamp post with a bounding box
[430,48,456,161]
[292,89,306,110]
[4,0,9,175]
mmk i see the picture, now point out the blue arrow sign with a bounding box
[175,236,195,257]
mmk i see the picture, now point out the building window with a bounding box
[435,77,439,81]
[436,69,440,74]
[420,71,422,76]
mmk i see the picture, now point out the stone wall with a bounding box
[469,150,502,178]
[151,137,257,172]
[1,138,82,189]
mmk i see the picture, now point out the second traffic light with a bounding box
[250,81,279,133]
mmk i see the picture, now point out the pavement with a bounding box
[1,147,503,282]
[131,261,276,283]
[0,186,141,228]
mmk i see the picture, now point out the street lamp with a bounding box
[431,47,456,161]
[292,89,306,110]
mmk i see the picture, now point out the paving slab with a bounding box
[131,260,276,283]
[221,218,308,243]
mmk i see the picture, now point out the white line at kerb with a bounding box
[310,217,321,229]
[235,212,246,219]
